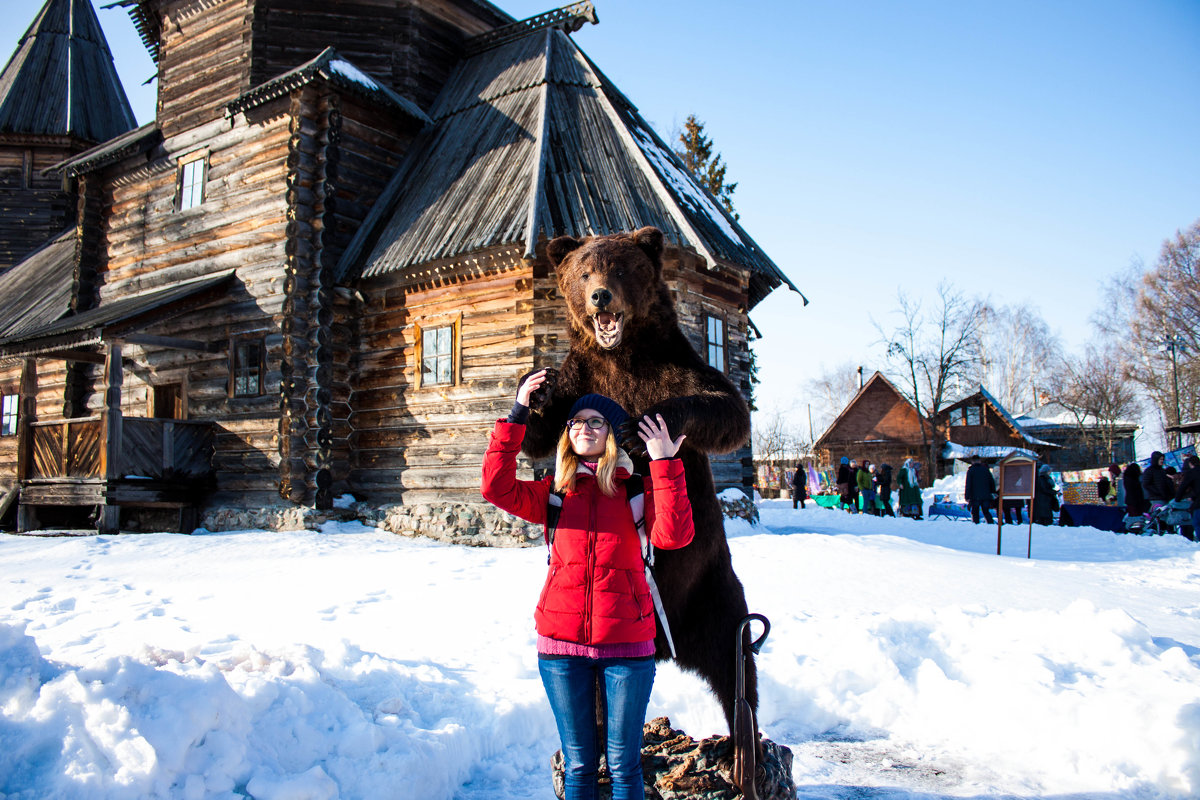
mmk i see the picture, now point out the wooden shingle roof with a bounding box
[0,227,76,340]
[339,24,802,309]
[0,0,137,142]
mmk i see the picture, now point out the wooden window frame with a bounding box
[414,313,462,390]
[228,337,265,399]
[147,375,189,420]
[177,150,208,211]
[0,392,17,436]
[705,314,727,373]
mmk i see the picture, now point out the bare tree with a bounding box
[875,281,986,478]
[1098,219,1199,447]
[974,302,1063,413]
[805,361,861,440]
[1048,343,1142,462]
[751,408,804,462]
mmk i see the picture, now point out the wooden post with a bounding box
[100,340,123,535]
[15,358,38,533]
[16,358,37,481]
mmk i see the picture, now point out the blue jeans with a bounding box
[539,656,655,800]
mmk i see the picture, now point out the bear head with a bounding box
[546,227,673,351]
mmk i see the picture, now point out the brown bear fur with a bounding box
[521,226,757,733]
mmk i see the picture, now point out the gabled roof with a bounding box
[813,371,931,449]
[0,227,76,339]
[338,25,801,309]
[0,0,137,142]
[226,47,431,126]
[1014,402,1140,433]
[940,386,1057,448]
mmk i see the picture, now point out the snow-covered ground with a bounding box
[1,500,1198,799]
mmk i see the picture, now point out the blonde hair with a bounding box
[553,425,621,497]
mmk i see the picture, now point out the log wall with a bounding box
[155,0,511,142]
[156,0,256,140]
[0,141,80,272]
[353,250,535,504]
[251,0,509,114]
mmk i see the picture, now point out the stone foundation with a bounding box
[198,500,543,546]
[199,490,755,545]
[357,501,542,547]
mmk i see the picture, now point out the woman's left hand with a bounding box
[638,414,686,460]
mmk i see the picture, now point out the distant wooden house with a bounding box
[813,374,1059,485]
[812,372,934,483]
[1012,402,1137,470]
[0,0,802,534]
[931,387,1056,475]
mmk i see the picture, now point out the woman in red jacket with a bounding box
[481,369,694,800]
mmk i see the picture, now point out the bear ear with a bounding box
[546,235,583,269]
[632,227,664,265]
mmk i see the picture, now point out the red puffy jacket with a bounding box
[481,420,694,646]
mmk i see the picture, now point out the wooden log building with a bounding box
[0,0,803,534]
[814,372,1056,485]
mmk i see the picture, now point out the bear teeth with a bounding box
[591,313,623,349]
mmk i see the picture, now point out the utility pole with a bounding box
[1162,335,1185,451]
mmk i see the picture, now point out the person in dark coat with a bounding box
[848,459,861,512]
[790,462,808,509]
[1032,464,1060,525]
[1174,455,1199,542]
[1123,462,1148,517]
[1141,451,1175,509]
[876,463,895,517]
[964,455,997,524]
[836,457,854,512]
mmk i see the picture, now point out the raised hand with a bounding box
[638,413,686,460]
[516,369,548,407]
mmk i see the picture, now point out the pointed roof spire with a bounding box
[0,0,137,142]
[339,26,803,308]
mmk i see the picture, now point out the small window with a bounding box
[964,406,982,426]
[706,315,726,372]
[230,339,264,397]
[178,153,207,210]
[0,394,17,436]
[422,325,454,386]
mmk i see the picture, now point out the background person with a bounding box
[858,459,877,515]
[1033,465,1060,525]
[791,461,808,509]
[1173,455,1199,542]
[1124,462,1149,517]
[964,455,997,524]
[1142,451,1175,511]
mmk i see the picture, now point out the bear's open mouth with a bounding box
[591,312,624,349]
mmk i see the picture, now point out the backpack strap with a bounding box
[545,488,565,564]
[625,474,677,659]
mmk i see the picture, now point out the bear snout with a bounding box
[590,287,613,309]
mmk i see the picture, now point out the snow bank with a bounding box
[0,508,1197,798]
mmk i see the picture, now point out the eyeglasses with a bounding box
[566,417,608,430]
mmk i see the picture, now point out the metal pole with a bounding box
[1169,337,1181,451]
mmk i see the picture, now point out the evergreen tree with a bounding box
[675,115,739,220]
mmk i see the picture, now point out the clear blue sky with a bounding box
[7,0,1198,428]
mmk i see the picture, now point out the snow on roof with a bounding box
[628,124,741,245]
[942,442,1040,461]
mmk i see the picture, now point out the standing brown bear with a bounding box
[520,226,758,733]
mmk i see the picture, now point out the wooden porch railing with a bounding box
[24,416,214,482]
